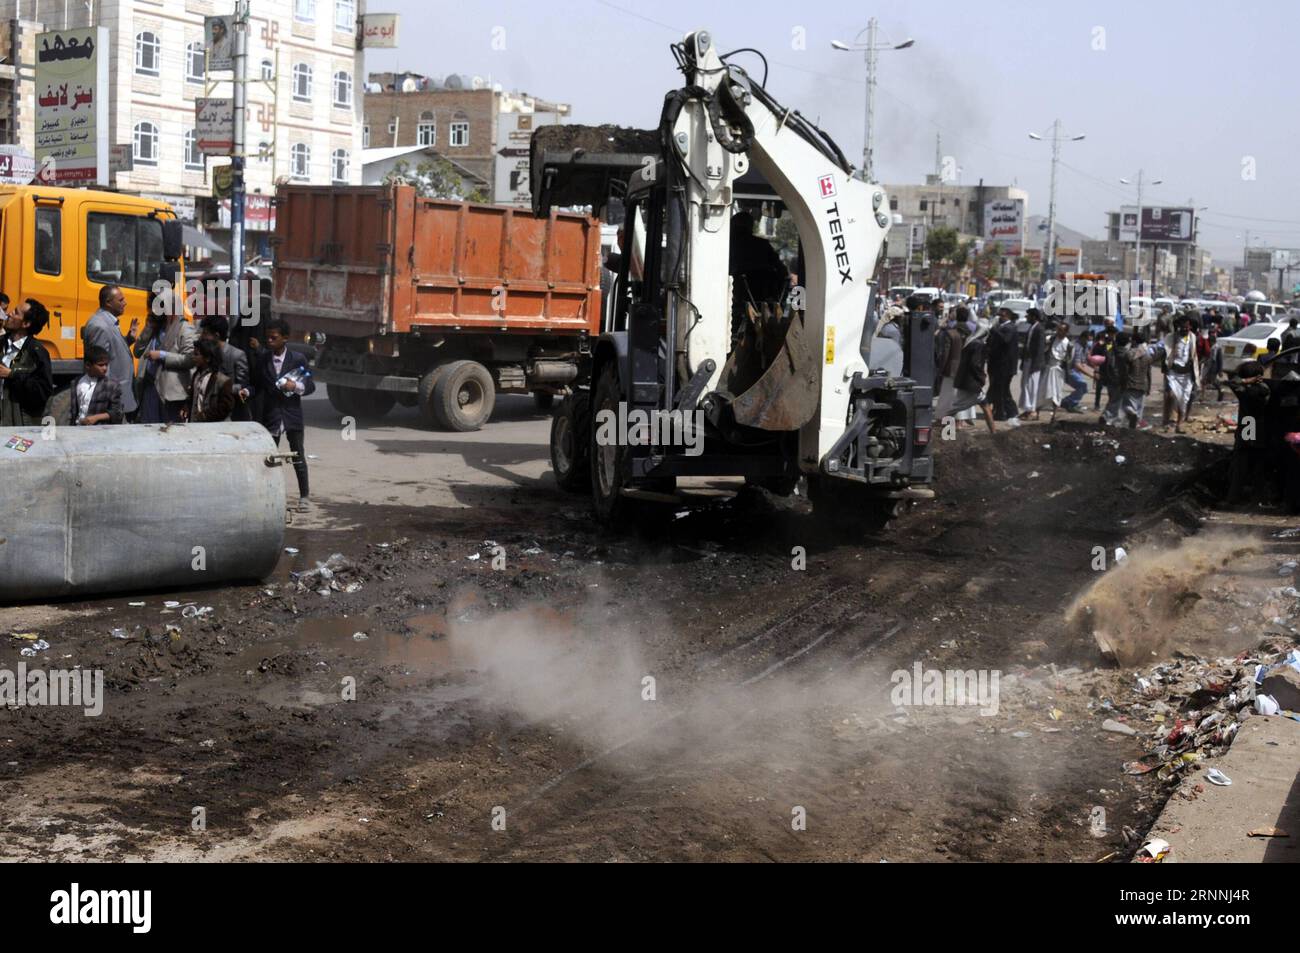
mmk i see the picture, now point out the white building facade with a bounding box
[3,0,365,257]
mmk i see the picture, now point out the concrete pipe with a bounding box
[0,423,287,602]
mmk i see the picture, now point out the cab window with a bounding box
[86,212,166,289]
[35,206,60,275]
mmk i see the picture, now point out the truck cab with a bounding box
[0,185,184,384]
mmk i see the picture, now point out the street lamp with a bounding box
[831,20,915,183]
[1028,122,1085,282]
[1120,170,1162,291]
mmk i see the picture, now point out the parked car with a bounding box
[1219,322,1286,374]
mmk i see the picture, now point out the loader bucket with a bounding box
[725,305,821,431]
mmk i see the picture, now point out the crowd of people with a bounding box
[0,284,315,512]
[903,296,1297,438]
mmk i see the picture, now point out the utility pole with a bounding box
[831,22,914,183]
[1120,169,1162,295]
[231,0,249,319]
[1029,121,1085,283]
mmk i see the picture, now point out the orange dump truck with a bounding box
[271,183,602,430]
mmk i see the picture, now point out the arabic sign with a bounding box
[109,144,132,175]
[204,16,234,73]
[1118,205,1195,244]
[35,27,109,185]
[218,194,276,231]
[195,98,234,155]
[494,112,567,207]
[983,198,1024,255]
[0,148,36,184]
[359,14,399,48]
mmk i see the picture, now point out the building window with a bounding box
[292,62,313,102]
[449,119,469,148]
[186,42,204,83]
[294,0,315,23]
[387,119,397,135]
[135,31,160,76]
[362,124,370,148]
[290,142,310,180]
[133,121,159,166]
[417,110,435,146]
[332,148,349,184]
[889,197,898,211]
[261,59,274,82]
[184,129,204,171]
[919,199,928,211]
[332,70,352,108]
[335,0,356,32]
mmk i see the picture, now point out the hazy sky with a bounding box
[368,0,1299,262]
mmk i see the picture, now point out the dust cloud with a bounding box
[1065,532,1261,667]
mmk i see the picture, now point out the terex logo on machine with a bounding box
[824,203,852,284]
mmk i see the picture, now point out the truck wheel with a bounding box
[417,365,450,428]
[550,391,591,492]
[590,363,631,524]
[533,390,555,412]
[327,383,358,416]
[353,390,396,419]
[433,360,496,432]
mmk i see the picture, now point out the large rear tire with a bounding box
[590,362,631,524]
[433,360,496,432]
[327,383,358,416]
[550,391,591,492]
[352,389,396,420]
[417,364,450,428]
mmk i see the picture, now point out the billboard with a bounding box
[34,27,109,185]
[1118,206,1195,243]
[983,198,1024,255]
[204,16,234,73]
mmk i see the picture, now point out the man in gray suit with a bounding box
[82,284,139,418]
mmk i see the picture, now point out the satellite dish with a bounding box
[471,75,486,90]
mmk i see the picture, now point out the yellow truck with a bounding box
[0,184,185,384]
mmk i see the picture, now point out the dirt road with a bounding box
[3,392,1296,862]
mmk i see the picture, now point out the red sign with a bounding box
[818,174,837,199]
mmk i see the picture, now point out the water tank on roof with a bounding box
[364,82,381,94]
[445,74,470,90]
[471,75,486,90]
[426,75,444,89]
[400,76,418,93]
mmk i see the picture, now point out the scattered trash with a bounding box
[1273,527,1300,539]
[522,547,544,555]
[1137,838,1171,862]
[294,553,363,595]
[1102,718,1137,736]
[1256,694,1280,716]
[284,547,300,555]
[181,605,213,619]
[128,601,145,607]
[164,600,181,609]
[110,628,128,640]
[1114,547,1128,564]
[1028,471,1040,479]
[1115,455,1126,465]
[1205,768,1232,786]
[1247,827,1289,838]
[352,632,368,642]
[19,639,50,657]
